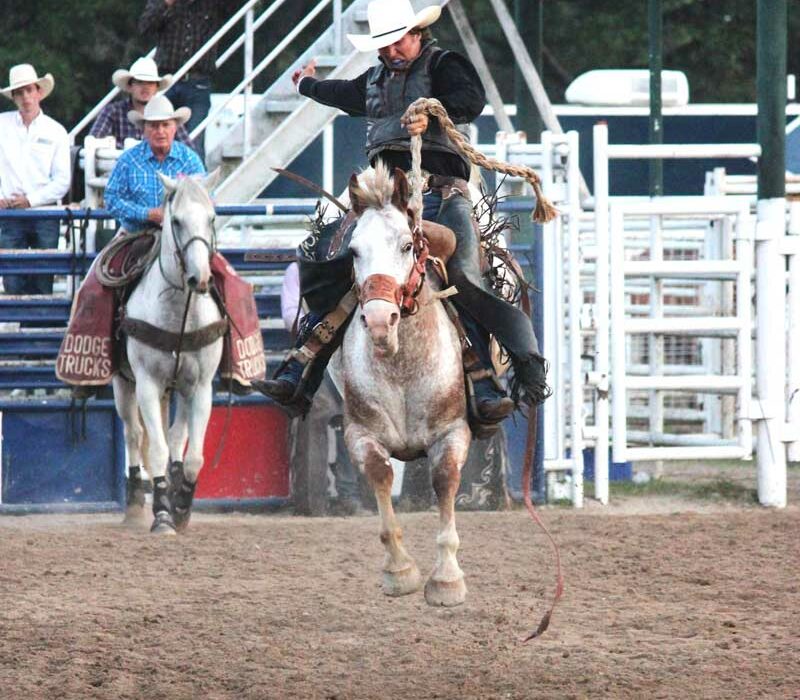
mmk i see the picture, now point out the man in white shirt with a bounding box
[0,64,71,294]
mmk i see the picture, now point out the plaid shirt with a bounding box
[105,139,205,231]
[88,97,195,150]
[139,0,241,76]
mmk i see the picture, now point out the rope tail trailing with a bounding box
[520,404,565,642]
[400,98,559,224]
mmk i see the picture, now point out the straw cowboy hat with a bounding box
[347,0,441,52]
[0,64,54,100]
[128,94,191,127]
[112,56,172,92]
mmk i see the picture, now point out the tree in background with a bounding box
[1,0,799,130]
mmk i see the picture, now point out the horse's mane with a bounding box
[350,162,396,212]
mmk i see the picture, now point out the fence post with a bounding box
[592,122,610,504]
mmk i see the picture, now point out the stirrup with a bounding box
[464,367,513,439]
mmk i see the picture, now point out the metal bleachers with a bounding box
[0,245,294,395]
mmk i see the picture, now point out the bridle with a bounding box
[158,190,217,292]
[357,210,429,317]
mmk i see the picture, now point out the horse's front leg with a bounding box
[166,393,189,513]
[425,431,470,607]
[347,426,421,596]
[135,377,175,535]
[171,381,213,532]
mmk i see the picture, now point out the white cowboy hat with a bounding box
[128,94,191,127]
[346,0,441,53]
[0,64,54,100]
[112,56,172,92]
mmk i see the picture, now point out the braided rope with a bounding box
[94,230,161,288]
[401,97,558,224]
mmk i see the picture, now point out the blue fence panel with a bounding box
[0,400,125,508]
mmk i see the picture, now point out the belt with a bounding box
[173,71,209,82]
[425,174,470,199]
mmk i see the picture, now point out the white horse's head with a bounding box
[158,170,222,294]
[348,164,415,358]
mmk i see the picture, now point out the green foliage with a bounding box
[1,0,799,130]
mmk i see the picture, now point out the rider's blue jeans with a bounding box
[166,77,211,158]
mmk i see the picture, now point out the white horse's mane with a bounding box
[351,162,396,212]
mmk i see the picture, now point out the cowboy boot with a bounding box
[460,313,515,430]
[252,312,343,418]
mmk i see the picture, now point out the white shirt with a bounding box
[0,109,71,207]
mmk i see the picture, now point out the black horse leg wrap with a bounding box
[152,476,170,515]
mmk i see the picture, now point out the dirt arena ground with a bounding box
[1,471,799,700]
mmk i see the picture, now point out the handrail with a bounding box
[216,0,291,68]
[70,0,349,150]
[169,0,259,84]
[190,0,333,142]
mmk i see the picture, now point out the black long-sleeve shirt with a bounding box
[299,50,486,180]
[139,0,240,76]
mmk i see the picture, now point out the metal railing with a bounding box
[68,0,354,152]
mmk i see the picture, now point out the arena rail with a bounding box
[594,122,793,508]
[0,203,546,512]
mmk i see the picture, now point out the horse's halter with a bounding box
[158,190,217,292]
[357,209,428,317]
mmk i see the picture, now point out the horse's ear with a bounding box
[349,173,365,215]
[158,172,178,193]
[203,167,223,192]
[391,168,409,213]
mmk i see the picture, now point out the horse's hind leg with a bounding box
[348,429,421,596]
[113,376,148,527]
[425,433,470,607]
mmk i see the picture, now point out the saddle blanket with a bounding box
[56,234,265,388]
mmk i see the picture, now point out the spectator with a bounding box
[104,94,204,231]
[0,64,70,295]
[89,56,194,151]
[139,0,241,157]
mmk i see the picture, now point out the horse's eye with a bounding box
[402,242,413,254]
[351,248,359,258]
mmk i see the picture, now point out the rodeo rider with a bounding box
[253,0,550,434]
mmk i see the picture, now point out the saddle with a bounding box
[56,231,266,389]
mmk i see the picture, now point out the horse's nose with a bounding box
[187,276,209,294]
[388,311,399,327]
[360,313,368,327]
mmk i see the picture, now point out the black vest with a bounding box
[365,42,471,171]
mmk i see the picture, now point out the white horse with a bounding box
[113,173,224,534]
[342,165,472,606]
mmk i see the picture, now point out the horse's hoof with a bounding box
[122,504,148,528]
[382,564,422,597]
[123,478,150,527]
[150,511,177,535]
[171,477,197,534]
[424,576,467,607]
[173,508,192,533]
